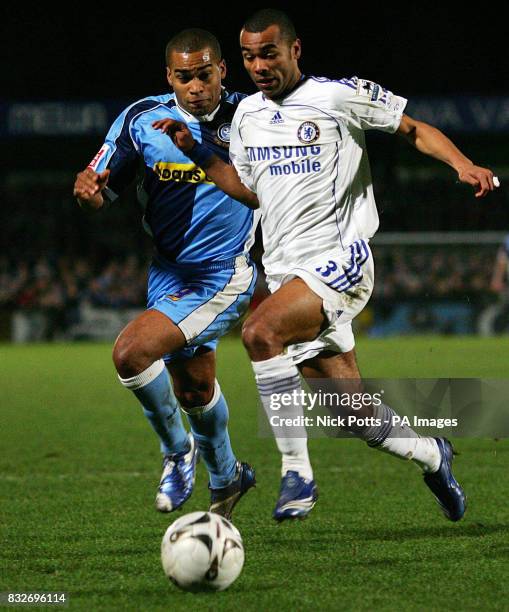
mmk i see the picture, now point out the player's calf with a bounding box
[180,380,241,492]
[118,359,190,462]
[250,353,317,520]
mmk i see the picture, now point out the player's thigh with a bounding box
[167,346,217,406]
[244,277,326,345]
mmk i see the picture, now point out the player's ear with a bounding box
[292,39,302,61]
[166,66,174,88]
[219,59,227,80]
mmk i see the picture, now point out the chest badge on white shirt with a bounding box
[297,121,320,144]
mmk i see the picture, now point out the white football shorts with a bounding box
[266,239,374,364]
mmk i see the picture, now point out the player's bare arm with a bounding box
[152,118,259,209]
[73,167,111,210]
[397,114,496,198]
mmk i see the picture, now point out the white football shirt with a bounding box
[229,76,407,277]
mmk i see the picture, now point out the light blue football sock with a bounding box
[119,360,189,456]
[183,380,237,489]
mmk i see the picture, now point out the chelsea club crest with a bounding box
[297,121,320,144]
[217,123,231,143]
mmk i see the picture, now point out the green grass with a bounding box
[1,337,508,611]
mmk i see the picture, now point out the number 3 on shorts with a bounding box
[315,260,338,278]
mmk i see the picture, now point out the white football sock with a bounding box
[365,403,441,472]
[252,354,313,481]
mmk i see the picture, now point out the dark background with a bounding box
[3,4,507,99]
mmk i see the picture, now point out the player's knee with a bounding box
[175,384,214,409]
[242,318,281,357]
[112,338,136,378]
[112,335,152,379]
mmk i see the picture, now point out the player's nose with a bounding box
[188,77,204,93]
[252,58,268,74]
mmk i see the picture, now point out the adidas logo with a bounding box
[269,111,284,124]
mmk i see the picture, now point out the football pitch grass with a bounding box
[1,337,508,611]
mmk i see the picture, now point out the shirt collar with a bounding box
[262,74,306,103]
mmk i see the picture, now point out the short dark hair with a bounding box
[242,9,297,42]
[165,28,222,66]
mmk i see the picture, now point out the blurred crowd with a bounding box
[0,255,147,339]
[1,242,506,341]
[372,246,496,300]
[0,245,500,316]
[0,255,147,310]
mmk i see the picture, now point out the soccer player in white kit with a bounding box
[153,9,498,522]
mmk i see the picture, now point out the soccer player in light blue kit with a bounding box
[73,29,257,518]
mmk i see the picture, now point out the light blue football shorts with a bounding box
[147,254,257,363]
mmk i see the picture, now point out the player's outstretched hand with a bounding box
[153,118,195,152]
[457,165,499,198]
[73,168,110,209]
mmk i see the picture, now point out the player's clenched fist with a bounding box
[73,168,110,210]
[153,119,196,152]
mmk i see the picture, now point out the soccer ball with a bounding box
[161,511,244,592]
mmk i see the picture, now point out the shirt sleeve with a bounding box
[229,110,256,193]
[87,108,139,201]
[334,76,407,133]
